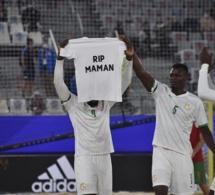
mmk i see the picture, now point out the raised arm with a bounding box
[119,35,133,94]
[198,47,215,101]
[53,39,71,102]
[133,52,154,92]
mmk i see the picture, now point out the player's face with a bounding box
[87,100,99,107]
[169,68,188,89]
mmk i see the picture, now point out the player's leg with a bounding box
[97,154,112,195]
[193,162,209,195]
[154,185,169,195]
[199,184,210,195]
[152,147,171,195]
[209,189,214,195]
[170,151,194,195]
[75,155,98,195]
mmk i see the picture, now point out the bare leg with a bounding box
[199,184,210,195]
[154,185,168,195]
[209,189,214,195]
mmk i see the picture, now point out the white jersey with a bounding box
[60,37,126,102]
[54,58,132,157]
[63,97,114,156]
[151,80,208,157]
[198,63,215,102]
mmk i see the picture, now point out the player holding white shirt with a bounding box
[197,47,215,195]
[54,36,133,195]
[60,37,127,102]
[132,44,215,195]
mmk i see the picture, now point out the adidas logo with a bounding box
[31,155,77,193]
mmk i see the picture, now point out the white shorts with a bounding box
[75,154,112,195]
[152,146,194,195]
[210,178,215,191]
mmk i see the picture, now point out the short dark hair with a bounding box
[27,38,33,45]
[172,63,189,74]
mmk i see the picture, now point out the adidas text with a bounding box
[32,179,76,192]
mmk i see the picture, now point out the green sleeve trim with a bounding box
[198,123,208,128]
[151,79,157,92]
[61,94,71,104]
[152,80,155,88]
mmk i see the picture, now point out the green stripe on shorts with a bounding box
[193,162,207,184]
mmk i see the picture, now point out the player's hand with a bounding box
[57,39,69,60]
[119,35,134,61]
[200,47,213,72]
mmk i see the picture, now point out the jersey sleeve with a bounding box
[194,100,208,127]
[108,58,132,108]
[61,93,77,111]
[121,58,132,94]
[198,64,215,102]
[150,80,164,99]
[53,60,77,110]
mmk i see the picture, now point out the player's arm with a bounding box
[53,39,71,103]
[199,125,215,154]
[192,131,205,158]
[119,35,133,94]
[198,47,215,101]
[133,51,155,92]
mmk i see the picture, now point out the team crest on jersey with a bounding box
[80,183,86,190]
[152,175,157,182]
[185,104,191,110]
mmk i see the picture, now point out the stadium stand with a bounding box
[0,0,214,115]
[46,98,65,114]
[0,22,11,44]
[0,99,9,114]
[9,98,28,114]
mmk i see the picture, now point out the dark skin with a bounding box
[133,47,215,195]
[200,47,213,72]
[133,52,188,95]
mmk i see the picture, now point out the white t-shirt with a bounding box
[151,80,208,157]
[60,37,126,102]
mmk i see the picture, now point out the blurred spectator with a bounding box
[199,11,215,32]
[153,19,171,52]
[183,10,200,32]
[38,42,57,97]
[113,21,124,36]
[22,0,41,32]
[21,38,35,97]
[166,16,182,32]
[123,20,139,50]
[138,21,151,55]
[0,1,6,22]
[210,1,215,21]
[29,89,46,115]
